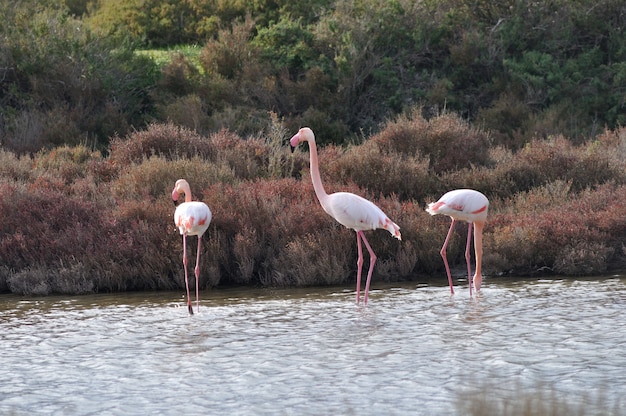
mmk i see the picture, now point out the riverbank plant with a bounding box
[0,112,625,295]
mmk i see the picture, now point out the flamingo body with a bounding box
[291,127,401,304]
[174,201,212,237]
[426,189,488,223]
[323,192,401,237]
[426,189,488,295]
[172,179,212,315]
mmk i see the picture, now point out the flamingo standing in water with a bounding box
[172,179,212,315]
[426,189,489,296]
[290,127,401,304]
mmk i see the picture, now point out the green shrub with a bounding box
[0,3,158,152]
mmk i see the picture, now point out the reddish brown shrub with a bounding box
[109,122,216,166]
[272,231,353,287]
[33,145,103,185]
[205,178,332,284]
[0,185,105,272]
[0,149,32,183]
[211,129,276,179]
[111,156,237,202]
[325,139,436,201]
[375,110,492,174]
[373,109,430,156]
[485,182,626,276]
[3,118,626,295]
[454,135,625,202]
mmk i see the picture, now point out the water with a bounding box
[1,276,625,415]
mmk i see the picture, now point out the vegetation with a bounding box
[0,0,625,295]
[0,116,624,295]
[457,378,615,415]
[2,0,626,151]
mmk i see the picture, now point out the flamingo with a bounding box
[172,179,212,315]
[290,127,401,304]
[426,189,489,296]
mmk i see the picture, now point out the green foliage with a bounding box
[252,16,316,76]
[4,0,626,151]
[0,1,158,152]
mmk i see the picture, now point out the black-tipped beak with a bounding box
[290,145,295,153]
[173,199,179,207]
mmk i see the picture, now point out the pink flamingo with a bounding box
[426,189,489,296]
[172,179,212,315]
[290,127,401,304]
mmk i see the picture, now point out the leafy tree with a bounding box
[0,0,158,152]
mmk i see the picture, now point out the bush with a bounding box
[325,139,434,201]
[375,110,492,174]
[1,115,626,295]
[0,3,158,153]
[484,182,626,276]
[109,122,216,166]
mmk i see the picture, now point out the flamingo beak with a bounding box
[290,133,300,153]
[172,189,180,206]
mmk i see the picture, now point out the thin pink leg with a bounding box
[473,222,485,291]
[465,222,473,296]
[355,232,364,304]
[182,235,193,315]
[440,219,456,294]
[195,236,202,313]
[360,232,377,305]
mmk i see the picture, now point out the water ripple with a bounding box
[1,277,625,415]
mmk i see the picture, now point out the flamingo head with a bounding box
[290,127,314,152]
[172,179,190,205]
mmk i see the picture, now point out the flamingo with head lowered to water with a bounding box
[426,189,489,296]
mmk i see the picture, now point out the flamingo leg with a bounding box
[359,232,377,305]
[355,232,364,304]
[465,222,474,296]
[440,219,457,295]
[182,234,193,315]
[473,222,485,291]
[195,236,202,314]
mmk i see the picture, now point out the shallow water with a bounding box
[1,276,625,415]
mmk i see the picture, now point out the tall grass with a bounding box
[1,113,625,295]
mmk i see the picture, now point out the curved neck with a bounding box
[180,183,193,202]
[306,137,328,204]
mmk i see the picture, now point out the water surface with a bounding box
[1,276,625,415]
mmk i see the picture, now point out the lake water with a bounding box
[1,276,625,415]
